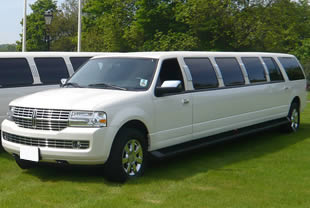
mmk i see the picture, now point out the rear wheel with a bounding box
[104,128,147,182]
[284,102,300,133]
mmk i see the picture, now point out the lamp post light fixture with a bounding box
[44,10,53,25]
[44,10,53,51]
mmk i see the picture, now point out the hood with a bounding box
[10,88,139,110]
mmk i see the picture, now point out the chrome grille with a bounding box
[2,132,89,149]
[12,107,70,131]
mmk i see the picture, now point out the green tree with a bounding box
[128,0,190,50]
[174,0,236,51]
[81,0,310,55]
[83,0,137,51]
[0,44,17,52]
[231,0,310,52]
[17,0,57,51]
[292,38,310,80]
[142,30,198,51]
[50,0,79,51]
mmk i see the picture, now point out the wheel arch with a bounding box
[291,96,301,109]
[113,119,150,150]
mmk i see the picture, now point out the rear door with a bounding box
[183,57,222,139]
[277,57,307,111]
[262,57,288,116]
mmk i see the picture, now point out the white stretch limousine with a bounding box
[1,52,307,182]
[0,52,105,132]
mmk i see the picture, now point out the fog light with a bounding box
[72,141,82,149]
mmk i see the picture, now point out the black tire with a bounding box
[0,131,3,151]
[104,128,147,183]
[15,158,37,169]
[283,102,300,133]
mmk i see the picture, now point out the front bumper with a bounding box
[1,119,118,165]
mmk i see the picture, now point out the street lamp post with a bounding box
[44,10,53,51]
[77,0,82,52]
[22,0,27,52]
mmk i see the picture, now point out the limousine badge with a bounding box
[32,109,37,127]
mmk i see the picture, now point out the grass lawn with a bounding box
[1,105,310,208]
[307,91,310,101]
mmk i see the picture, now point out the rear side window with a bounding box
[215,57,245,86]
[0,58,33,87]
[70,57,91,71]
[184,58,218,89]
[34,58,69,84]
[262,57,284,81]
[241,57,266,83]
[278,57,305,80]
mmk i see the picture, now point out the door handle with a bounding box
[182,98,190,104]
[283,86,291,91]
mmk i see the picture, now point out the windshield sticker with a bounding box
[140,79,148,87]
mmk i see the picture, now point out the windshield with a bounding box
[67,58,158,91]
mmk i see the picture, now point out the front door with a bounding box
[151,58,192,150]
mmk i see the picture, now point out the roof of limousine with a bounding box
[0,52,110,58]
[93,51,295,59]
[0,51,295,59]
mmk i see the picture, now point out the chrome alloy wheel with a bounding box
[290,108,299,131]
[122,139,143,176]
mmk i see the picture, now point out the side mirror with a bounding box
[155,80,182,97]
[60,78,67,87]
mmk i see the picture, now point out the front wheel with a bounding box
[284,102,300,133]
[104,128,147,182]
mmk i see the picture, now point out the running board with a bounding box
[150,117,289,159]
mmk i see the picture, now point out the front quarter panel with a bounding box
[100,93,154,157]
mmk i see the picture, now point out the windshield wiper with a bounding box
[63,82,82,88]
[88,83,127,91]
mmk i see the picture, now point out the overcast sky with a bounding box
[0,0,65,44]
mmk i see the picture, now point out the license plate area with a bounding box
[20,146,39,162]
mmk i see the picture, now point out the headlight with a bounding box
[7,106,15,121]
[69,111,107,127]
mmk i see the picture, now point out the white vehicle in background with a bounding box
[0,52,106,135]
[1,52,307,182]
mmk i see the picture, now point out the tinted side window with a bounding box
[70,57,91,71]
[34,58,69,84]
[278,57,305,80]
[184,58,218,89]
[215,57,245,86]
[242,57,266,83]
[156,58,185,91]
[262,57,284,81]
[0,58,33,87]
